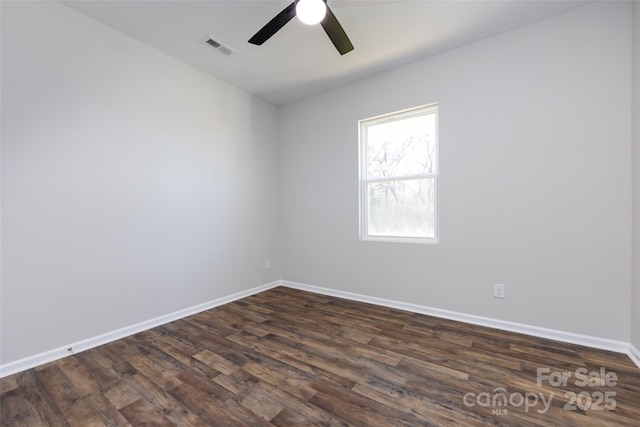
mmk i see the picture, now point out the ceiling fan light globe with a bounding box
[296,0,327,25]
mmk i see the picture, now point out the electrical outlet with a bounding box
[264,260,271,270]
[494,284,505,299]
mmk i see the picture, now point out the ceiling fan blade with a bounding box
[320,6,354,55]
[248,1,297,45]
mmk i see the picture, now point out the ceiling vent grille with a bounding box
[200,35,235,56]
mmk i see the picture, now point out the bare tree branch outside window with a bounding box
[360,105,438,241]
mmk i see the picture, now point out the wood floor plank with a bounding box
[309,376,423,427]
[0,377,19,395]
[55,357,101,397]
[86,393,132,427]
[351,380,489,427]
[236,388,285,421]
[17,371,69,427]
[35,367,82,413]
[167,383,245,427]
[102,381,143,411]
[238,377,346,426]
[2,286,639,426]
[226,330,358,389]
[62,395,106,427]
[192,350,239,376]
[174,370,233,401]
[118,398,173,427]
[0,390,39,427]
[73,351,120,390]
[242,362,316,400]
[219,399,275,427]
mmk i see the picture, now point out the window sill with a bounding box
[360,235,439,245]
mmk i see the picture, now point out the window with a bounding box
[359,103,438,243]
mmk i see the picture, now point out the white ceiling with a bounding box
[63,0,591,106]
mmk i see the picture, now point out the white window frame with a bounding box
[359,103,439,244]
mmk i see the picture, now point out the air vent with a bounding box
[200,35,235,56]
[205,39,221,48]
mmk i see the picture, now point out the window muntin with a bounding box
[359,104,438,243]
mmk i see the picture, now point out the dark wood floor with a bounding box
[2,287,639,426]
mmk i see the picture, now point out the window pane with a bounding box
[367,113,436,179]
[368,178,435,238]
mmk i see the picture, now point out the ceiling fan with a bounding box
[248,0,354,55]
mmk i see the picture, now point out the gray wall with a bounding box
[632,1,640,350]
[279,2,632,341]
[1,1,280,364]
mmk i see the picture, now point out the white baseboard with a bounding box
[281,280,637,365]
[629,343,640,369]
[0,281,281,378]
[3,279,638,378]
